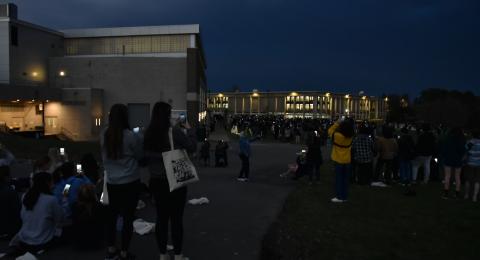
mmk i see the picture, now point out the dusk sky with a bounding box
[6,0,480,97]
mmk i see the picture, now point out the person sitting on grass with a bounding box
[0,143,15,167]
[292,149,309,180]
[52,162,75,206]
[328,117,354,203]
[71,184,105,249]
[0,165,21,240]
[64,162,92,212]
[8,172,65,257]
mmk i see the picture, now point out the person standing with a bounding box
[374,126,398,185]
[101,104,143,260]
[238,130,253,181]
[199,139,211,166]
[352,125,375,185]
[144,102,196,260]
[441,127,467,199]
[397,128,416,185]
[328,118,354,203]
[306,130,323,184]
[464,130,480,202]
[412,124,437,184]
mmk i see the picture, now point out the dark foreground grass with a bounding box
[261,163,480,260]
[0,133,100,160]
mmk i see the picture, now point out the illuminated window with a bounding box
[65,35,190,56]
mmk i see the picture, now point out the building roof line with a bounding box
[9,18,64,37]
[61,24,200,38]
[210,90,376,97]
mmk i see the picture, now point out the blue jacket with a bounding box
[239,136,251,157]
[66,175,92,206]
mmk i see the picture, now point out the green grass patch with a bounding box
[261,163,480,260]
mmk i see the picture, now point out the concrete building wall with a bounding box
[0,20,9,84]
[9,21,63,87]
[49,57,188,127]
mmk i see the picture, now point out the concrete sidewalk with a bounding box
[1,142,300,260]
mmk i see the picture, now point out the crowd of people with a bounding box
[0,102,195,260]
[228,114,480,203]
[2,110,479,259]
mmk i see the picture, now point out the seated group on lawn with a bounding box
[0,102,196,260]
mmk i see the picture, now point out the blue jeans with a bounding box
[399,160,412,184]
[335,163,351,200]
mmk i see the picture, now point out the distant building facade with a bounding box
[0,3,207,140]
[208,90,388,120]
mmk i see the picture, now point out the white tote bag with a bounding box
[100,171,109,205]
[162,128,199,192]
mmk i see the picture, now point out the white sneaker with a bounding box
[331,197,344,203]
[237,178,245,181]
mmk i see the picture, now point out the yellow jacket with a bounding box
[328,122,353,164]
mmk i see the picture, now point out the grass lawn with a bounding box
[261,163,480,260]
[0,133,100,161]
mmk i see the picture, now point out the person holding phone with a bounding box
[61,163,92,217]
[144,102,196,260]
[328,118,354,203]
[8,172,65,257]
[101,104,143,260]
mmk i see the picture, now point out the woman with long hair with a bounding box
[101,104,143,260]
[12,172,64,255]
[144,102,196,260]
[328,118,355,203]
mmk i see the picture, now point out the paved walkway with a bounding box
[1,132,300,259]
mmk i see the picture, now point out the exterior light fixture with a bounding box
[46,100,50,103]
[218,93,224,97]
[325,92,331,97]
[362,96,367,100]
[345,109,350,113]
[32,72,38,77]
[290,92,298,96]
[252,93,259,97]
[384,97,389,102]
[16,99,20,102]
[59,71,66,77]
[345,94,350,99]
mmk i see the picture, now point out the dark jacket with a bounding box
[415,131,436,156]
[145,127,197,180]
[307,136,323,164]
[0,183,21,237]
[72,201,105,248]
[398,134,416,161]
[441,135,467,168]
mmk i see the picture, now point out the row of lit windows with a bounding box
[286,96,315,103]
[65,35,190,56]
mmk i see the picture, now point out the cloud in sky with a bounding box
[5,0,480,96]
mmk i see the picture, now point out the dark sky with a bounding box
[7,0,480,97]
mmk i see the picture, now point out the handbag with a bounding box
[100,171,109,205]
[162,128,199,192]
